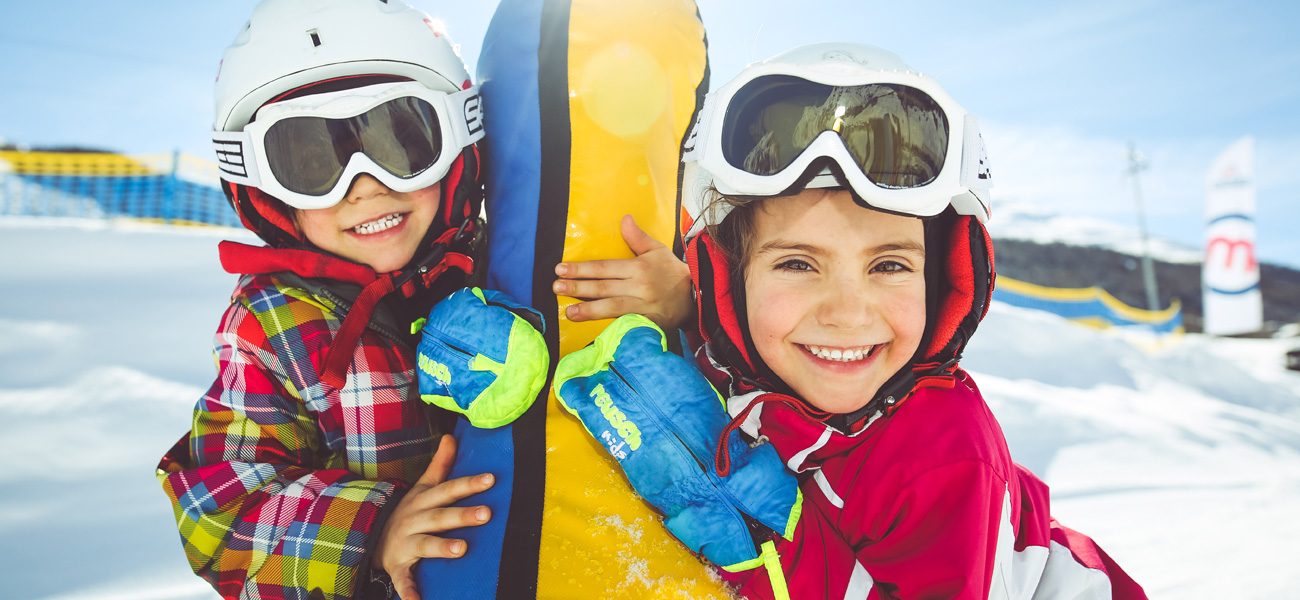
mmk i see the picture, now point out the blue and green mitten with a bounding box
[416,287,548,429]
[554,314,801,570]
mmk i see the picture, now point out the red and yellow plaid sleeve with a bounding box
[157,281,434,600]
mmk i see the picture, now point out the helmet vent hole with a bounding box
[307,29,322,47]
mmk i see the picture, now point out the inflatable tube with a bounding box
[417,0,724,597]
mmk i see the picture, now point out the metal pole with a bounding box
[1127,142,1161,311]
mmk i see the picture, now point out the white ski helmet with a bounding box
[211,0,484,251]
[214,0,472,132]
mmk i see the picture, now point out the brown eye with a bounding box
[775,258,814,272]
[871,260,912,274]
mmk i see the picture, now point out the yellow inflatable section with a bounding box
[540,3,727,597]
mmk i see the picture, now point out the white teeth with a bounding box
[353,213,405,235]
[806,344,876,362]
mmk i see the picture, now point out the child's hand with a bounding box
[373,435,494,600]
[553,315,800,568]
[552,214,693,331]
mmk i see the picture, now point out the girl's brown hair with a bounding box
[703,188,765,284]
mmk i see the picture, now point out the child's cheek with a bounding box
[411,183,442,212]
[746,279,804,349]
[884,281,928,353]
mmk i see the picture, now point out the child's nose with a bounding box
[815,277,873,329]
[343,173,392,204]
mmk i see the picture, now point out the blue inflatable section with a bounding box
[481,0,545,301]
[414,0,543,596]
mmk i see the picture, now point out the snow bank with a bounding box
[2,222,1297,598]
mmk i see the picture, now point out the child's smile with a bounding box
[797,337,890,374]
[743,188,927,414]
[295,175,442,273]
[349,212,409,236]
[802,343,879,363]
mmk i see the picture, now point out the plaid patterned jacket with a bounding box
[157,271,442,600]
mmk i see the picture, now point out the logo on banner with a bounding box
[1204,215,1258,295]
[1206,236,1257,271]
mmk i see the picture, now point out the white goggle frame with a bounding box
[212,81,483,210]
[683,64,991,228]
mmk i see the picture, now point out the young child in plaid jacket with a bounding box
[155,2,688,599]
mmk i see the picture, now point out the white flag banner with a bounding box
[1203,136,1262,336]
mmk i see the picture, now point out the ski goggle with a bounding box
[212,81,483,210]
[684,70,990,223]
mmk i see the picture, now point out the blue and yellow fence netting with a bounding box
[0,150,238,228]
[994,276,1183,334]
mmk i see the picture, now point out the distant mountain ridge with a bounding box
[992,238,1300,335]
[987,202,1300,334]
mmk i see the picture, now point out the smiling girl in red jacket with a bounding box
[556,42,1146,599]
[679,42,1146,600]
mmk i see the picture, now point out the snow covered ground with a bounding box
[2,220,1298,599]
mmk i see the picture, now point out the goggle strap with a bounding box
[681,110,705,158]
[959,115,992,191]
[955,115,992,220]
[212,130,261,187]
[447,87,485,147]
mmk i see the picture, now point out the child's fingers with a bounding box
[554,276,648,301]
[419,505,492,535]
[565,297,636,322]
[415,434,458,487]
[387,534,467,600]
[416,534,468,559]
[554,258,638,281]
[408,472,496,511]
[620,214,666,257]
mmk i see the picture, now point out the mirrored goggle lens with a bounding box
[721,76,949,189]
[263,96,444,198]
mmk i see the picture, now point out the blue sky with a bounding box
[3,0,1299,267]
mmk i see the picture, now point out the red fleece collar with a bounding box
[218,240,379,286]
